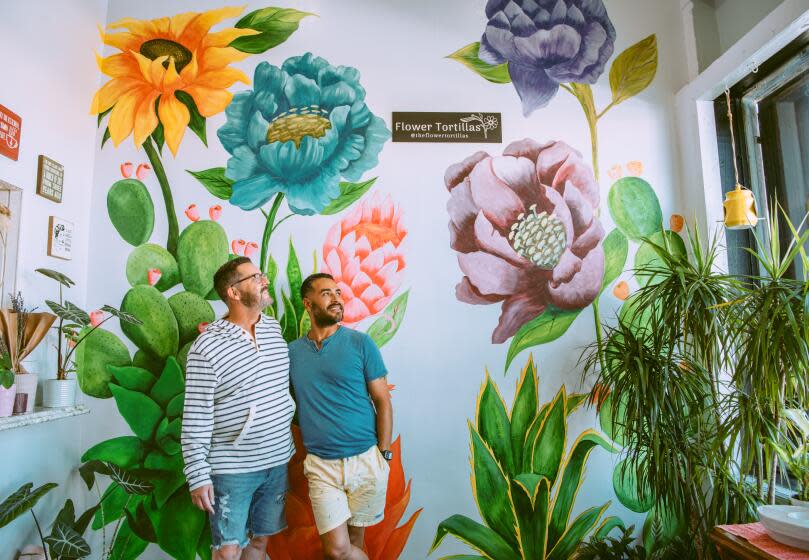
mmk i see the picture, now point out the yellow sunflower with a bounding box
[90,6,258,156]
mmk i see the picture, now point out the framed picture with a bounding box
[47,216,73,260]
[36,155,64,202]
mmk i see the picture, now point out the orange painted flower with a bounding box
[322,193,406,324]
[90,7,258,156]
[266,427,422,560]
[670,213,685,233]
[612,280,630,301]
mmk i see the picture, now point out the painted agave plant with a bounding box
[431,356,621,559]
[266,426,422,559]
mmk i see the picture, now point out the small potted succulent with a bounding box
[772,408,809,506]
[36,268,141,407]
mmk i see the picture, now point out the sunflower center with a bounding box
[139,39,193,73]
[267,107,332,148]
[508,205,567,269]
[347,223,401,248]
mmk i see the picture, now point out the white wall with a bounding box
[0,0,107,554]
[81,0,690,558]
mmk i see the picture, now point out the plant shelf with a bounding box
[0,405,89,432]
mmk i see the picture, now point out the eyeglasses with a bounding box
[230,272,267,287]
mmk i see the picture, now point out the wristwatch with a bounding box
[380,449,393,461]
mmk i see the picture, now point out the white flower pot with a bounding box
[42,379,76,408]
[0,383,15,417]
[790,496,809,507]
[13,373,38,413]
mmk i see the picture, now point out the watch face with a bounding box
[382,450,393,461]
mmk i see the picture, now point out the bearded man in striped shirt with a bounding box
[181,257,295,560]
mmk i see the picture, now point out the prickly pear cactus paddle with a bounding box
[126,244,180,291]
[167,291,214,345]
[120,285,179,359]
[74,327,131,398]
[107,178,155,246]
[176,221,229,297]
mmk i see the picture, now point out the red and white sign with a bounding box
[0,105,21,161]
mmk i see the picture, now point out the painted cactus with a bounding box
[81,357,210,560]
[266,426,421,559]
[107,178,155,246]
[167,291,215,345]
[431,356,620,559]
[176,220,229,297]
[74,327,131,399]
[126,244,180,292]
[120,285,180,359]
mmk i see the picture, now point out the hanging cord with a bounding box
[725,89,742,187]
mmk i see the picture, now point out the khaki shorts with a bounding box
[302,445,390,535]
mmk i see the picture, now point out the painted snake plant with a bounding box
[431,356,621,559]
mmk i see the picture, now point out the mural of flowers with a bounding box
[445,139,604,343]
[322,193,406,325]
[266,427,421,559]
[217,53,391,216]
[478,0,616,116]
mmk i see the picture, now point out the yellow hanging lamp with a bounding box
[722,90,759,229]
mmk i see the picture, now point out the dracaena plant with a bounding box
[431,356,620,560]
[35,269,141,380]
[771,409,809,502]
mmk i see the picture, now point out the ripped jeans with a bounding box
[209,465,289,549]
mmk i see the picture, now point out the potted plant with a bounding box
[0,292,55,413]
[36,268,141,407]
[0,345,15,417]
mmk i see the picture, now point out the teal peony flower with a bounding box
[217,53,390,215]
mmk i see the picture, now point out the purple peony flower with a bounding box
[480,0,616,115]
[445,139,605,343]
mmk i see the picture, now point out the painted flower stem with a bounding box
[143,137,179,257]
[260,193,286,274]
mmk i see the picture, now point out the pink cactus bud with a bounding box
[209,205,222,221]
[185,204,200,222]
[67,339,77,349]
[120,162,133,178]
[89,310,105,327]
[147,268,162,286]
[607,164,623,181]
[244,241,259,258]
[135,163,151,180]
[197,322,210,334]
[232,239,246,255]
[626,160,644,176]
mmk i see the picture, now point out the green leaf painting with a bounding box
[367,291,409,348]
[446,42,511,84]
[186,168,233,200]
[320,178,378,215]
[231,7,315,54]
[608,177,663,241]
[505,307,580,372]
[609,35,659,107]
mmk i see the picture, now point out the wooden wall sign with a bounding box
[392,112,502,143]
[36,155,64,202]
[47,216,73,260]
[0,105,21,161]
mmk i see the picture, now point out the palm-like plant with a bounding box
[431,356,620,559]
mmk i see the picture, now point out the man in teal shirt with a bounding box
[288,273,393,560]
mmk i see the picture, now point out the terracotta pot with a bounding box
[13,373,37,412]
[43,379,76,408]
[0,383,15,417]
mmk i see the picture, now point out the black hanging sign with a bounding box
[392,112,502,143]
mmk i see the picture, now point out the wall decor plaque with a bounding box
[392,112,502,143]
[0,105,21,161]
[36,155,64,203]
[47,216,73,260]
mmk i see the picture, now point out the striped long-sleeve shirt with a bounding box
[181,315,295,491]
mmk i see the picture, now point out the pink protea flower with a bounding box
[135,163,151,180]
[244,241,258,258]
[322,193,406,324]
[232,239,246,255]
[120,162,133,178]
[89,310,105,327]
[445,139,605,343]
[147,268,162,287]
[209,205,222,221]
[185,204,200,222]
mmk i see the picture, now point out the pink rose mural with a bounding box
[322,193,407,325]
[445,139,604,343]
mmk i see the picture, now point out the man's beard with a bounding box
[311,302,343,327]
[239,286,271,309]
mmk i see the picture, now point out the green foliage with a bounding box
[608,35,659,108]
[320,178,378,215]
[167,291,214,345]
[35,268,75,287]
[126,244,180,292]
[120,286,179,359]
[613,459,654,513]
[75,327,131,398]
[431,357,617,559]
[608,177,663,241]
[186,168,232,200]
[82,436,145,469]
[634,231,687,287]
[176,220,229,297]
[0,482,57,528]
[107,179,155,246]
[505,307,580,372]
[174,91,207,147]
[446,42,511,84]
[577,525,675,560]
[602,229,629,291]
[0,351,13,389]
[231,7,315,54]
[44,523,91,558]
[367,290,409,348]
